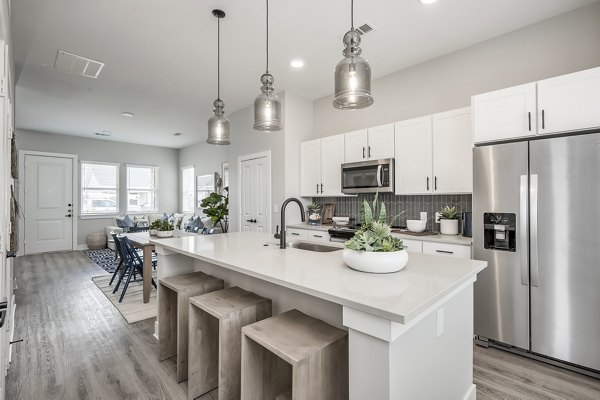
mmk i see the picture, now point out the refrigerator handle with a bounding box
[520,175,529,286]
[530,174,540,287]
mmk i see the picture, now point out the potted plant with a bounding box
[343,195,408,274]
[439,205,459,235]
[306,203,322,226]
[200,186,229,233]
[156,220,175,238]
[149,219,161,236]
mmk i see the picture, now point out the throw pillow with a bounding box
[115,218,128,229]
[173,213,185,230]
[123,215,135,228]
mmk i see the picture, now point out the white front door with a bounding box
[240,156,269,233]
[24,155,74,254]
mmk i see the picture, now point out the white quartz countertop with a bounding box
[151,232,486,324]
[286,223,473,246]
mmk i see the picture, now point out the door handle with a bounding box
[376,165,383,187]
[246,219,256,223]
[519,175,529,286]
[530,174,539,287]
[65,214,72,217]
[362,147,366,158]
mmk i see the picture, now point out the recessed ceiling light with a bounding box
[95,131,112,137]
[121,112,135,117]
[419,0,438,4]
[290,59,305,69]
[173,132,183,136]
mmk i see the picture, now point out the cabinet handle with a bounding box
[436,250,454,254]
[528,112,531,131]
[320,183,323,193]
[291,233,300,236]
[362,147,366,158]
[434,176,438,191]
[313,235,323,238]
[316,184,319,194]
[541,109,545,129]
[426,177,430,191]
[368,146,372,158]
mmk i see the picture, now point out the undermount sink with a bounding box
[287,241,342,253]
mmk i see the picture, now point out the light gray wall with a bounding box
[16,128,179,246]
[312,2,600,138]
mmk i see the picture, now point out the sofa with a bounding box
[105,213,209,250]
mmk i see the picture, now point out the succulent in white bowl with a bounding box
[343,195,408,274]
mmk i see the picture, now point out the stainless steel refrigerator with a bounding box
[473,132,600,374]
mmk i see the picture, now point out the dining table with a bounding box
[126,231,195,303]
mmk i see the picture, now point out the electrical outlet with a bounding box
[435,212,441,223]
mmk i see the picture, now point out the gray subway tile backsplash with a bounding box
[313,193,472,232]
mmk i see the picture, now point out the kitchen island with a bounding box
[151,231,486,400]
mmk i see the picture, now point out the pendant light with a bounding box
[253,0,283,131]
[207,9,231,145]
[333,0,373,110]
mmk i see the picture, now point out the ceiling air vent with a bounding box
[355,21,376,35]
[54,50,105,79]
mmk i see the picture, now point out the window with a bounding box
[81,162,119,215]
[181,166,195,212]
[127,165,158,213]
[197,174,215,208]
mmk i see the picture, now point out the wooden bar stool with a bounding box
[188,286,272,400]
[241,309,348,400]
[158,271,224,383]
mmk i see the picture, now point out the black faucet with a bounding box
[276,198,306,249]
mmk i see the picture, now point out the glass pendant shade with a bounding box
[333,29,373,109]
[207,99,230,145]
[253,73,282,131]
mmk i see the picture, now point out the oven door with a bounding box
[341,158,394,194]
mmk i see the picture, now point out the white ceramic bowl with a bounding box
[342,248,409,274]
[406,219,427,232]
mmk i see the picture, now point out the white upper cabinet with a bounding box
[367,124,395,160]
[320,134,345,196]
[300,139,322,197]
[344,129,368,163]
[300,134,345,197]
[344,125,394,163]
[432,107,473,194]
[394,116,433,195]
[472,82,537,144]
[537,66,600,135]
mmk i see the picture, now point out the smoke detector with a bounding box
[54,50,105,79]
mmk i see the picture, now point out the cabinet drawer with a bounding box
[422,242,471,259]
[306,230,330,242]
[402,239,423,254]
[287,228,307,240]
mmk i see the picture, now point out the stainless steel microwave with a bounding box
[341,158,395,194]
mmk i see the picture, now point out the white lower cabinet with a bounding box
[422,242,471,259]
[306,230,329,242]
[286,228,307,240]
[402,239,423,254]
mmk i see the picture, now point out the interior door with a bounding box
[394,116,433,194]
[240,156,269,233]
[24,155,73,254]
[537,67,600,135]
[529,133,600,371]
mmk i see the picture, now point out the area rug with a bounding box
[92,274,157,324]
[84,248,119,273]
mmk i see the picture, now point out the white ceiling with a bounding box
[13,0,598,148]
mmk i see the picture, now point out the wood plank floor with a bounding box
[6,251,600,399]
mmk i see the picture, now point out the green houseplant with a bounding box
[149,219,162,236]
[156,220,174,238]
[200,186,229,233]
[343,194,408,273]
[439,205,459,235]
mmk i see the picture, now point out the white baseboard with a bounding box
[464,384,476,400]
[76,244,89,251]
